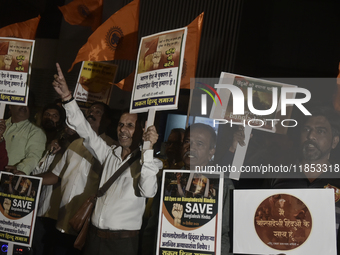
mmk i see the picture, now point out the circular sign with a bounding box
[254,194,312,251]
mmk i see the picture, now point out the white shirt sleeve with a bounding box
[63,100,111,164]
[138,150,162,198]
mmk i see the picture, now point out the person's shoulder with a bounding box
[26,121,46,137]
[99,133,119,147]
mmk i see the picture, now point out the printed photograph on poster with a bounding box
[0,37,34,105]
[210,72,296,134]
[130,27,187,113]
[0,172,42,246]
[234,189,337,255]
[157,170,223,255]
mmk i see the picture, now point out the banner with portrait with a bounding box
[157,170,223,255]
[0,37,35,106]
[234,189,336,254]
[130,27,187,113]
[0,172,42,246]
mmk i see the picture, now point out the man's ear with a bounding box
[208,148,216,161]
[332,135,340,149]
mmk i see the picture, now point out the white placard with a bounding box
[234,189,336,255]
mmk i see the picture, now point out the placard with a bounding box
[74,61,118,105]
[210,72,296,134]
[0,172,42,247]
[234,189,336,254]
[130,27,187,113]
[157,170,223,255]
[0,37,35,106]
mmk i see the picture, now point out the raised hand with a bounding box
[52,63,72,100]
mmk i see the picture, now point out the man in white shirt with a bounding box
[52,63,162,255]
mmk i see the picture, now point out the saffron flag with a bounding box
[69,0,140,72]
[333,63,340,111]
[181,12,204,89]
[58,0,103,31]
[115,13,204,91]
[115,70,135,91]
[0,16,41,40]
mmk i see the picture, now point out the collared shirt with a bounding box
[4,118,46,175]
[64,100,162,231]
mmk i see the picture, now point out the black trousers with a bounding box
[83,225,139,255]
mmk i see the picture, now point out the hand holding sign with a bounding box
[142,125,159,149]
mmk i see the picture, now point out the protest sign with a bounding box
[74,61,118,107]
[210,72,296,134]
[234,189,336,254]
[0,37,34,106]
[157,170,223,255]
[0,172,42,247]
[130,28,187,113]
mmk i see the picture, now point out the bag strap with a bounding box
[96,149,141,198]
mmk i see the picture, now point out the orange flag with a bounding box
[333,63,340,111]
[180,12,204,89]
[116,13,204,91]
[116,70,136,91]
[0,16,41,40]
[69,0,140,72]
[58,0,103,31]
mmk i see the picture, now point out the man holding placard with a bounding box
[52,63,162,255]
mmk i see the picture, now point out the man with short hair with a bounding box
[271,106,340,251]
[52,63,162,255]
[2,104,46,175]
[181,123,234,255]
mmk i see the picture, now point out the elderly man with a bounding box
[2,103,46,175]
[271,106,340,251]
[52,63,162,255]
[181,123,234,255]
[143,123,235,255]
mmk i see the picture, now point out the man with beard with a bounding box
[1,104,46,175]
[40,103,65,145]
[271,106,340,252]
[32,103,66,255]
[35,101,115,255]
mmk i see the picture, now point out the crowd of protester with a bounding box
[0,64,340,255]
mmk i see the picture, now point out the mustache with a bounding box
[42,119,56,129]
[86,115,96,121]
[183,150,197,158]
[302,140,320,151]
